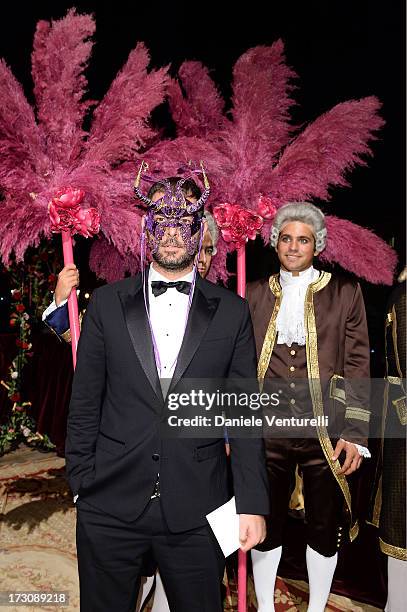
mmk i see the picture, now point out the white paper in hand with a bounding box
[206,496,240,557]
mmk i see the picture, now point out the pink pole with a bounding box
[236,245,246,299]
[61,231,80,368]
[236,245,247,612]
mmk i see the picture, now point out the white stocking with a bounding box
[306,545,337,612]
[385,556,407,612]
[151,572,171,612]
[251,546,282,612]
[137,575,155,611]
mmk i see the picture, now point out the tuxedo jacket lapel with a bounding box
[118,276,163,404]
[169,281,220,393]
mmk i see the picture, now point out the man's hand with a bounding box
[239,514,266,552]
[332,439,362,475]
[55,264,79,306]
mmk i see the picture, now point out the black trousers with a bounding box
[76,497,224,612]
[257,438,344,557]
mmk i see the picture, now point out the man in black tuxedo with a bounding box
[65,168,269,611]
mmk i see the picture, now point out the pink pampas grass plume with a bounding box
[0,9,168,270]
[31,9,95,166]
[168,61,226,137]
[89,238,140,283]
[268,97,384,203]
[85,43,169,163]
[320,215,397,285]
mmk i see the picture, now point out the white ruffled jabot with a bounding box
[276,266,319,346]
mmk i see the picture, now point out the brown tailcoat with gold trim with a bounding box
[246,271,370,541]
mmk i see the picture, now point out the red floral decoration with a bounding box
[256,195,278,220]
[48,187,100,237]
[213,203,263,250]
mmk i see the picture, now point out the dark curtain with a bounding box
[0,329,73,455]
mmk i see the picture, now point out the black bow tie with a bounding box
[151,280,191,297]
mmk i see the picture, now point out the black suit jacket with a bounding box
[65,272,269,531]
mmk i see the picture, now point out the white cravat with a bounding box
[148,265,194,379]
[276,266,319,346]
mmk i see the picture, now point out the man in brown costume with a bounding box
[247,202,371,612]
[369,267,406,611]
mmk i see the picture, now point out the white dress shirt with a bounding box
[148,265,194,379]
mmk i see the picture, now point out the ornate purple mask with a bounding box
[134,162,210,254]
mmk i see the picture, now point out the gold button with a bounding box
[289,366,295,372]
[290,398,296,405]
[290,382,295,388]
[290,349,296,356]
[338,527,343,531]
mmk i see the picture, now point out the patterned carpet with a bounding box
[0,447,381,611]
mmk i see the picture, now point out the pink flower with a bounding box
[54,187,85,208]
[48,200,76,231]
[48,187,99,237]
[213,204,232,227]
[213,203,263,250]
[72,207,100,237]
[257,195,278,220]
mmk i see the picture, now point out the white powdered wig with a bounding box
[270,202,327,253]
[204,211,219,255]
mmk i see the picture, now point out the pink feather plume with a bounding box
[169,46,394,284]
[167,61,226,137]
[0,60,48,188]
[268,97,384,203]
[320,216,397,285]
[0,23,397,286]
[85,43,169,164]
[230,41,297,162]
[89,237,140,283]
[31,9,95,166]
[0,10,167,267]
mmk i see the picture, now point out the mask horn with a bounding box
[186,161,210,213]
[133,161,152,206]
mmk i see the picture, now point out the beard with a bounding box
[152,249,195,271]
[152,236,196,271]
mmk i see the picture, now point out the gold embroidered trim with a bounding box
[345,407,371,422]
[329,374,346,404]
[269,274,282,298]
[349,520,359,542]
[388,376,402,385]
[393,397,407,425]
[370,474,382,528]
[61,313,83,345]
[257,276,281,386]
[368,382,388,528]
[61,329,72,343]
[304,272,357,540]
[391,305,403,379]
[379,538,407,561]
